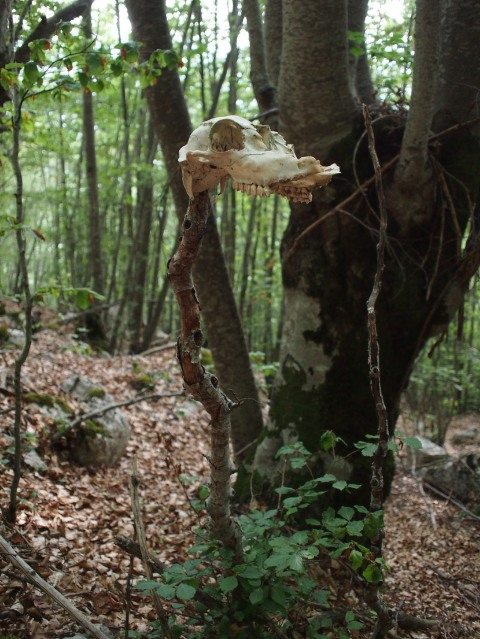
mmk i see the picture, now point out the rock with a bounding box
[408,436,449,468]
[175,399,201,418]
[451,426,480,447]
[7,328,25,348]
[153,328,170,345]
[421,454,480,505]
[23,449,47,472]
[62,375,130,468]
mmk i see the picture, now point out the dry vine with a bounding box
[363,105,441,638]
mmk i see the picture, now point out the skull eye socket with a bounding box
[209,119,244,152]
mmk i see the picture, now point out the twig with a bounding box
[124,553,134,639]
[422,480,480,522]
[168,191,242,557]
[130,459,172,637]
[363,104,393,639]
[139,342,177,356]
[52,390,183,441]
[115,535,165,574]
[284,116,480,262]
[0,532,111,639]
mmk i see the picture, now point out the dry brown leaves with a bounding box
[0,331,479,638]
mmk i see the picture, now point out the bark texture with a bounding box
[278,0,358,157]
[264,0,282,88]
[250,0,480,506]
[125,0,263,461]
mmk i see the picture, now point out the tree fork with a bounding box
[168,191,242,557]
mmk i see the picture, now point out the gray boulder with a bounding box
[451,425,480,447]
[61,375,130,468]
[408,436,449,468]
[23,449,47,473]
[422,454,480,505]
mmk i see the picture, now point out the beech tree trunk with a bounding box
[125,0,263,461]
[249,0,480,505]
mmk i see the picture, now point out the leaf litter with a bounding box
[0,330,478,638]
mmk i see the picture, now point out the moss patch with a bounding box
[24,392,74,415]
[81,419,106,437]
[130,373,155,391]
[0,323,9,344]
[86,386,106,399]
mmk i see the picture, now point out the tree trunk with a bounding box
[128,119,157,353]
[82,7,104,295]
[125,0,263,461]
[250,0,480,506]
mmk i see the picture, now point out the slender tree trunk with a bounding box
[125,0,264,461]
[129,120,157,353]
[347,0,375,104]
[239,196,257,317]
[83,8,103,295]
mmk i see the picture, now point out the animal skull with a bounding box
[178,115,340,203]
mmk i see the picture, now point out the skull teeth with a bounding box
[231,180,271,197]
[230,179,312,203]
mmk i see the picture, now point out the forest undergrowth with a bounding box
[0,330,479,638]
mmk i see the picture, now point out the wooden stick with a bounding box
[139,342,177,356]
[0,532,111,639]
[130,458,172,639]
[130,459,172,638]
[168,191,242,557]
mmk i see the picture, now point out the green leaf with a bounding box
[275,486,295,495]
[332,480,347,491]
[135,579,160,592]
[349,549,364,571]
[318,473,337,483]
[24,60,40,86]
[198,484,210,500]
[235,565,263,579]
[176,583,196,600]
[362,563,383,583]
[219,575,238,593]
[319,430,336,452]
[338,506,354,521]
[403,436,422,449]
[249,587,264,605]
[289,554,304,572]
[156,583,176,599]
[346,520,364,536]
[270,584,288,608]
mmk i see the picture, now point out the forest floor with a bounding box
[0,330,479,639]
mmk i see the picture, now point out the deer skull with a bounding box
[178,115,340,203]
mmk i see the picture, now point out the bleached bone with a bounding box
[178,115,340,203]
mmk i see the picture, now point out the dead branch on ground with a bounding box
[0,531,111,639]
